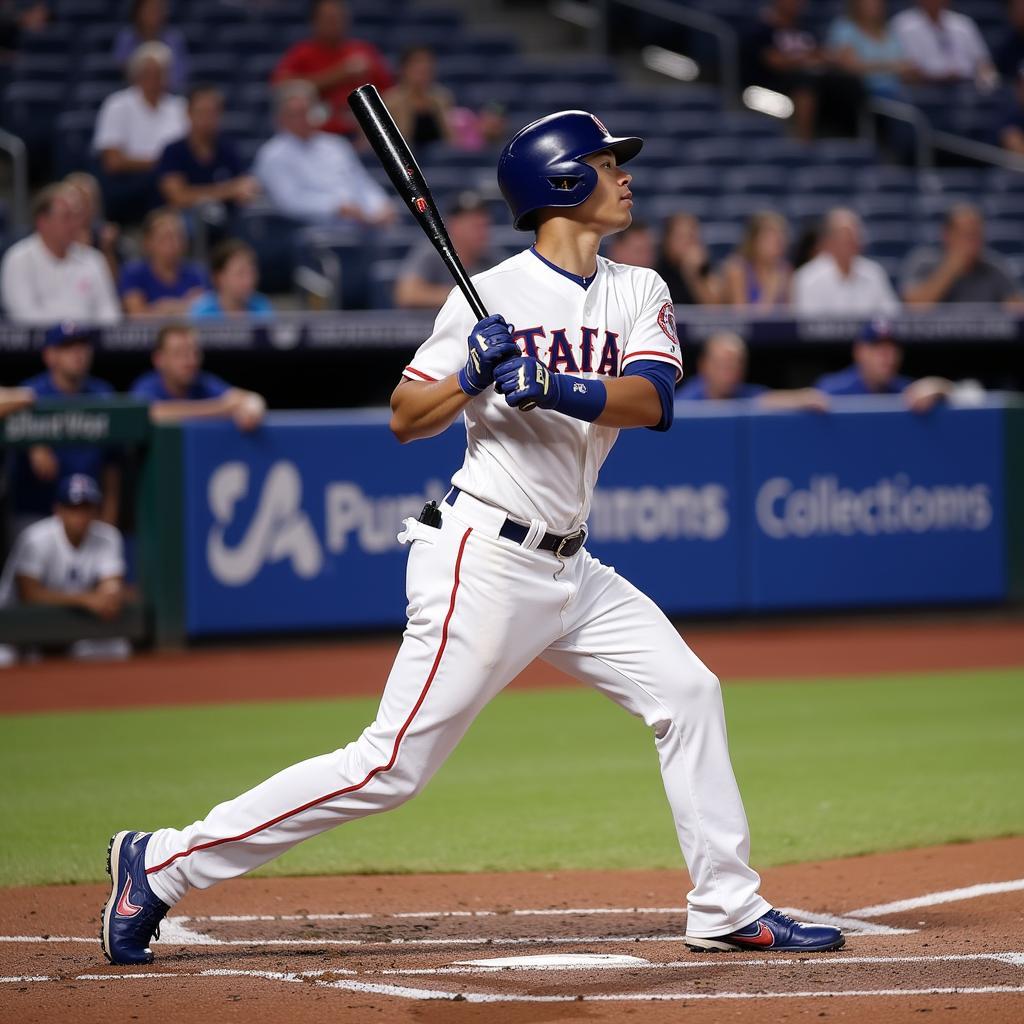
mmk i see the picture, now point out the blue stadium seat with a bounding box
[9,54,71,82]
[791,166,856,194]
[811,139,878,167]
[655,166,722,196]
[53,109,98,177]
[785,194,848,221]
[54,0,116,22]
[855,166,919,194]
[80,53,125,85]
[722,166,788,195]
[19,24,76,54]
[715,194,783,221]
[188,53,244,87]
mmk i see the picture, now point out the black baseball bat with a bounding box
[347,84,536,411]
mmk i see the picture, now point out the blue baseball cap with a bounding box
[857,319,899,344]
[56,474,102,507]
[44,322,100,349]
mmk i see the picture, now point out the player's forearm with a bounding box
[147,396,237,424]
[390,376,472,443]
[903,264,958,307]
[595,376,662,429]
[17,576,92,611]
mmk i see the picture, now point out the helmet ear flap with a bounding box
[545,160,598,198]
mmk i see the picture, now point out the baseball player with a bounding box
[102,111,844,965]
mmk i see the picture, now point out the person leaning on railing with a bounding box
[130,322,265,432]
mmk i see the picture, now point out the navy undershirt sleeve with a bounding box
[622,359,677,432]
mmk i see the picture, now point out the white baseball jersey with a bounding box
[0,516,125,607]
[403,248,683,533]
[143,243,770,942]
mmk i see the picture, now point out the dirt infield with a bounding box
[2,616,1023,715]
[1,837,1022,1023]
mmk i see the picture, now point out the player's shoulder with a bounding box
[18,515,59,548]
[87,520,123,550]
[599,256,669,297]
[470,248,532,286]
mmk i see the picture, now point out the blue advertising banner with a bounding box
[586,407,745,613]
[746,401,1006,609]
[179,400,1012,636]
[182,411,466,635]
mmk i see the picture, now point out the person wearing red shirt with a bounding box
[272,0,393,139]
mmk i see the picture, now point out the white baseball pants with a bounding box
[144,489,770,938]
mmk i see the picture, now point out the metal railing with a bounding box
[864,96,1024,175]
[0,128,28,233]
[586,0,740,106]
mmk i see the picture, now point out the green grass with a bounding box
[1,669,1022,887]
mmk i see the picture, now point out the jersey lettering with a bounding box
[546,328,580,373]
[580,326,598,373]
[513,326,545,359]
[596,331,621,377]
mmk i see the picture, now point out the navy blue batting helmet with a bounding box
[497,110,643,231]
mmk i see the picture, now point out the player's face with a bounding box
[854,339,902,387]
[56,503,96,547]
[402,50,435,90]
[39,195,78,252]
[136,57,167,98]
[45,341,93,386]
[577,151,633,235]
[755,222,787,264]
[280,95,314,138]
[945,211,984,262]
[155,330,201,389]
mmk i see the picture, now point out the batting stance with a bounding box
[102,112,843,964]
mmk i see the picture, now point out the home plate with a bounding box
[453,954,651,970]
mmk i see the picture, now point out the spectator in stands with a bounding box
[64,172,122,283]
[93,41,189,224]
[746,0,864,140]
[678,331,828,409]
[120,209,208,318]
[131,323,265,430]
[0,2,48,58]
[272,0,393,140]
[901,203,1023,307]
[190,239,273,320]
[395,193,497,309]
[792,208,899,315]
[607,221,656,269]
[995,0,1024,78]
[891,0,996,86]
[0,386,33,417]
[998,64,1024,154]
[0,185,120,326]
[13,323,120,530]
[656,213,719,305]
[383,47,454,149]
[826,0,909,99]
[815,319,954,412]
[0,474,131,665]
[113,0,188,94]
[720,211,792,310]
[450,101,508,152]
[157,84,260,220]
[255,80,395,226]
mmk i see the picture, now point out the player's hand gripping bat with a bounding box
[347,84,535,411]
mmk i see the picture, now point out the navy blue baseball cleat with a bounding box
[100,831,170,965]
[685,909,844,953]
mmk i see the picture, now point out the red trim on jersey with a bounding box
[622,349,683,370]
[403,366,437,382]
[146,527,474,878]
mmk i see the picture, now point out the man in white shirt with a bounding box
[891,0,996,84]
[0,185,121,325]
[93,40,188,223]
[792,208,900,316]
[254,79,395,226]
[0,474,130,666]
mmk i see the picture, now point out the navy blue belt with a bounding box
[444,487,587,557]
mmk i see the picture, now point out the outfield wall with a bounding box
[150,396,1018,640]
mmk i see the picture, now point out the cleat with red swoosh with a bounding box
[685,909,844,953]
[100,831,170,966]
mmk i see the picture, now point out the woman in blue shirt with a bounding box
[120,208,207,317]
[190,239,274,320]
[827,0,909,99]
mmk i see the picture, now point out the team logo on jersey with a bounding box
[591,114,609,135]
[657,301,678,349]
[207,461,323,586]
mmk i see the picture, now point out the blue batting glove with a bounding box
[458,314,519,397]
[493,356,558,409]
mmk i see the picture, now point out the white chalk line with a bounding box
[2,952,1020,988]
[848,879,1024,919]
[381,951,1024,976]
[316,979,1024,1003]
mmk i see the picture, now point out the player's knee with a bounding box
[676,667,722,715]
